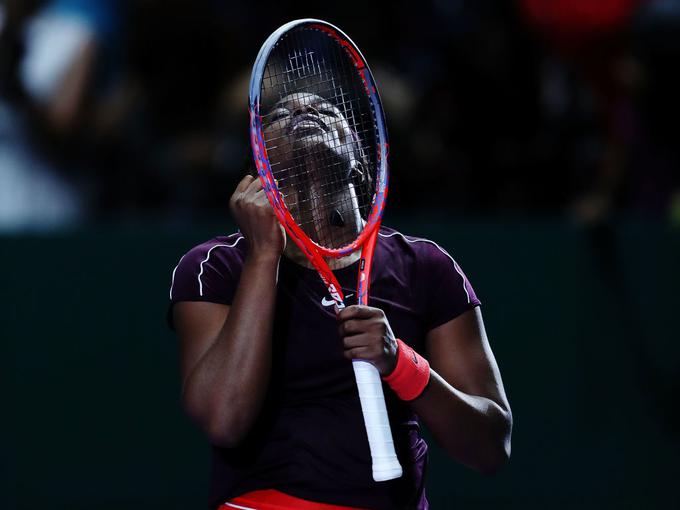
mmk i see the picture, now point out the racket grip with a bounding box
[352,359,403,482]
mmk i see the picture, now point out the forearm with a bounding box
[410,370,512,473]
[182,253,280,446]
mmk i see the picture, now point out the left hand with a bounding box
[337,305,398,376]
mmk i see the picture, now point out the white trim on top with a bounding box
[197,235,244,296]
[378,230,471,303]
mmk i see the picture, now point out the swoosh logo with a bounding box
[321,294,353,307]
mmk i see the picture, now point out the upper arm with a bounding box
[168,237,244,384]
[425,307,510,414]
[173,301,230,386]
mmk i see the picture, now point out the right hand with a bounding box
[229,175,286,259]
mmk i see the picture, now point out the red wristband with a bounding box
[382,339,430,401]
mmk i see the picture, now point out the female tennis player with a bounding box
[168,92,512,509]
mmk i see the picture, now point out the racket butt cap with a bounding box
[372,462,403,482]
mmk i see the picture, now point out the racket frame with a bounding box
[249,18,389,307]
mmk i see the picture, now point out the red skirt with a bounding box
[219,489,368,510]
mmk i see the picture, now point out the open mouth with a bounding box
[290,116,328,138]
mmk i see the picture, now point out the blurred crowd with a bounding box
[1,0,679,231]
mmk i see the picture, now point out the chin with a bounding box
[295,136,348,164]
[293,133,329,150]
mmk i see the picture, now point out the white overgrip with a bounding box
[352,359,403,481]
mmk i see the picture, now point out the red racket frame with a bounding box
[249,19,389,308]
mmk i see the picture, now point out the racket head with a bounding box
[249,19,388,258]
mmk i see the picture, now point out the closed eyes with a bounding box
[266,103,341,125]
[269,108,290,123]
[315,102,340,118]
[318,108,338,118]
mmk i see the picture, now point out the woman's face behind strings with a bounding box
[262,92,367,250]
[263,92,356,163]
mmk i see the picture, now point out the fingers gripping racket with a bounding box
[249,19,402,481]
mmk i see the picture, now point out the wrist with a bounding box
[382,339,398,376]
[382,339,431,401]
[245,250,281,266]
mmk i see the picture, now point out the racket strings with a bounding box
[260,27,378,250]
[270,40,370,153]
[261,76,372,121]
[271,150,367,187]
[282,148,365,235]
[262,59,375,151]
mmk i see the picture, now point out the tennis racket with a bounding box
[248,19,402,482]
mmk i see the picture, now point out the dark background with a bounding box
[1,0,679,508]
